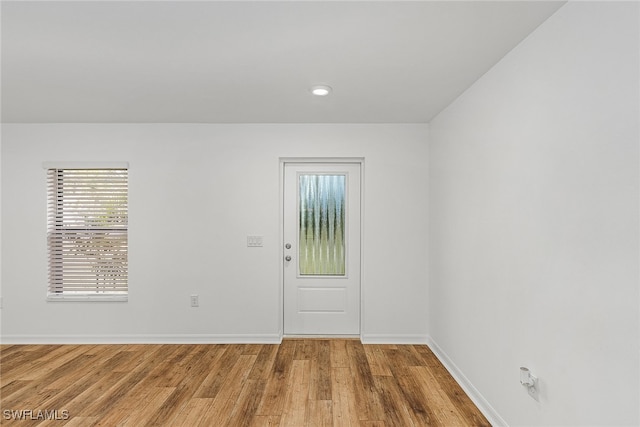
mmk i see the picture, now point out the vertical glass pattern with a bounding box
[299,175,346,275]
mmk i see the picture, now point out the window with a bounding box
[47,166,128,301]
[299,174,346,276]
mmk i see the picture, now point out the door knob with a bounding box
[285,255,292,262]
[285,243,291,249]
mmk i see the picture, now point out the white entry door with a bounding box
[283,162,361,335]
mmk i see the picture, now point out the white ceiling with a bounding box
[1,1,565,124]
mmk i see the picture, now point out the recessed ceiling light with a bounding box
[311,85,332,96]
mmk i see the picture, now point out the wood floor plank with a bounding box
[331,367,358,427]
[73,346,177,420]
[345,340,385,422]
[62,346,167,420]
[42,354,101,391]
[329,340,350,368]
[1,347,51,382]
[26,346,97,382]
[294,339,317,361]
[42,371,125,420]
[166,396,215,427]
[362,345,393,377]
[396,345,424,367]
[411,365,468,427]
[150,345,198,388]
[193,354,257,426]
[194,345,243,399]
[225,379,267,427]
[145,346,234,426]
[254,340,295,416]
[51,416,100,426]
[77,361,156,419]
[0,345,26,359]
[249,415,281,427]
[358,421,386,427]
[247,345,279,382]
[52,371,129,418]
[307,399,333,427]
[2,346,87,385]
[413,344,444,369]
[393,365,440,426]
[411,345,491,426]
[96,386,175,427]
[226,346,279,426]
[280,359,311,426]
[241,344,264,356]
[1,379,32,400]
[372,376,415,427]
[0,341,489,426]
[2,352,97,409]
[309,340,332,401]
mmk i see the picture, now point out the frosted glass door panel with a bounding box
[299,175,345,276]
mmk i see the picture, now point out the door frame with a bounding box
[279,157,365,339]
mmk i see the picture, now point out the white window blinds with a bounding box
[47,168,128,299]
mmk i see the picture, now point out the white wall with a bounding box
[1,123,429,343]
[429,2,639,426]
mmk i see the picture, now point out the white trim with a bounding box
[427,335,508,427]
[0,334,283,345]
[358,160,365,341]
[279,157,364,165]
[361,334,428,345]
[283,334,360,340]
[280,158,365,336]
[42,161,129,169]
[279,162,285,337]
[46,295,128,302]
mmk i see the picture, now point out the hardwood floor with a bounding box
[0,340,490,426]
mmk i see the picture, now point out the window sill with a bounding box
[47,295,128,302]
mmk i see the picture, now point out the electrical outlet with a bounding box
[528,383,539,401]
[520,367,539,401]
[190,295,199,307]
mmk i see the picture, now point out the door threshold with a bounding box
[283,334,361,340]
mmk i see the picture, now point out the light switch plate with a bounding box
[247,236,263,247]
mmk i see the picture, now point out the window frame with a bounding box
[44,162,129,302]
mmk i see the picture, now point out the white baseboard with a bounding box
[426,336,507,427]
[360,334,428,345]
[283,334,360,339]
[1,333,426,345]
[0,334,283,345]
